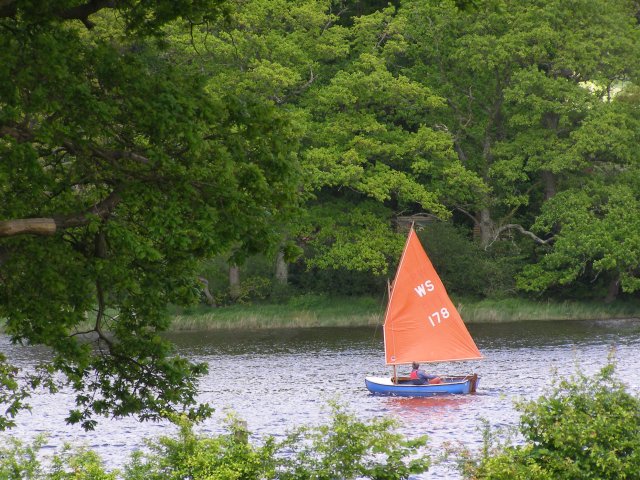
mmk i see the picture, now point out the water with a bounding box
[2,319,640,478]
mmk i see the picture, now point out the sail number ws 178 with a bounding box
[414,280,450,328]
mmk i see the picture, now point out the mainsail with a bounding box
[383,228,482,365]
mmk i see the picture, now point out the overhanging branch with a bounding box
[0,191,121,238]
[0,0,117,27]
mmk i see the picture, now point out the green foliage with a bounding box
[298,200,404,277]
[418,222,526,299]
[391,0,640,295]
[0,0,299,429]
[48,446,118,480]
[0,353,30,431]
[518,184,640,297]
[0,404,430,480]
[462,364,640,479]
[0,437,45,480]
[278,402,430,480]
[3,0,640,437]
[124,414,279,480]
[131,404,428,479]
[0,436,117,480]
[302,43,480,218]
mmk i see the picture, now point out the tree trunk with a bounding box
[541,111,559,201]
[604,276,620,304]
[478,208,495,249]
[229,264,240,300]
[541,170,557,200]
[198,276,217,307]
[275,250,288,285]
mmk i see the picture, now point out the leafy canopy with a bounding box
[0,0,299,429]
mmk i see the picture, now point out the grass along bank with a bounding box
[169,294,386,330]
[168,295,640,330]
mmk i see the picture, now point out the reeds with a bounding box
[168,296,640,330]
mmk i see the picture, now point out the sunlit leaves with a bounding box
[300,200,404,275]
[518,185,640,293]
[468,364,640,479]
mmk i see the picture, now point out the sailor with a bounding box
[409,362,442,385]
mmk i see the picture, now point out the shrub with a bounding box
[130,404,429,480]
[462,363,640,479]
[278,402,430,479]
[0,437,43,479]
[0,436,116,480]
[0,404,430,479]
[124,413,279,480]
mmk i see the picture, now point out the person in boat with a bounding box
[410,362,442,385]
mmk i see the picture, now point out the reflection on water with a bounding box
[1,320,640,479]
[384,395,474,412]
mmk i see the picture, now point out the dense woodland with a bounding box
[1,0,639,428]
[188,0,640,306]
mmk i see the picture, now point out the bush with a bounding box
[0,437,43,479]
[278,402,430,479]
[462,363,640,479]
[124,414,279,480]
[0,404,430,480]
[0,436,116,480]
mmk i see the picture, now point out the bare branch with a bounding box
[0,191,122,238]
[493,223,554,245]
[0,218,57,236]
[454,206,480,226]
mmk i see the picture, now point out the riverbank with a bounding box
[168,295,640,330]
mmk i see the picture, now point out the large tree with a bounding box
[174,0,484,281]
[517,92,640,300]
[295,5,484,277]
[391,0,640,241]
[0,1,299,429]
[390,0,640,299]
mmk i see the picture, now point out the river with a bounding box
[2,319,640,478]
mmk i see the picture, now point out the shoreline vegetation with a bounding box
[167,295,640,331]
[2,296,638,335]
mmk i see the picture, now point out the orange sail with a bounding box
[383,228,482,365]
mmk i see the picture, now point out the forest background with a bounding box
[1,0,640,429]
[188,0,640,311]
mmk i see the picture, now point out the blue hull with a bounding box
[365,375,479,397]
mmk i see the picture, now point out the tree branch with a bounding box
[492,223,554,245]
[57,0,116,27]
[0,0,117,27]
[0,191,122,238]
[2,124,151,167]
[455,206,480,226]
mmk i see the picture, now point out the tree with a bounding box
[391,0,640,252]
[159,0,343,291]
[0,1,299,429]
[517,94,640,300]
[295,5,485,277]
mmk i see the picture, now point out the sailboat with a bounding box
[365,227,483,396]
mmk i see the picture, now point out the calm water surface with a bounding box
[2,319,640,479]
